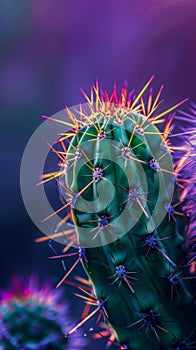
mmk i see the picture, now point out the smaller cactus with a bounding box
[0,276,87,350]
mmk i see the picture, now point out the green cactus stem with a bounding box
[39,78,196,350]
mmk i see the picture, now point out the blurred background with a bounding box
[0,0,196,348]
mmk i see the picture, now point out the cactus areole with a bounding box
[42,78,196,349]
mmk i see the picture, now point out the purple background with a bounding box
[0,1,196,349]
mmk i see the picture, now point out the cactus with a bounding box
[0,276,87,350]
[39,78,196,349]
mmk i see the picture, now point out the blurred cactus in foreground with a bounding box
[38,77,196,349]
[0,276,87,350]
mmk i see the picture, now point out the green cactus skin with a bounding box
[64,120,195,348]
[41,79,196,349]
